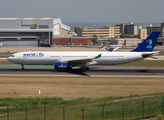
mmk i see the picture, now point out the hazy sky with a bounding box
[0,0,163,23]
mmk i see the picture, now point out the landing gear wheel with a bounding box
[79,66,88,72]
[21,65,25,70]
[83,67,86,72]
[86,67,89,71]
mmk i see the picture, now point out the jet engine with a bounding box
[54,62,72,70]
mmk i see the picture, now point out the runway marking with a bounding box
[0,74,164,78]
[0,65,54,68]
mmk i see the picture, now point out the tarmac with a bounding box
[0,65,164,77]
[0,45,100,53]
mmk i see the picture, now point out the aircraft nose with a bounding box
[7,57,11,61]
[7,57,14,62]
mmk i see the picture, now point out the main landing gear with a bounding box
[80,66,89,72]
[21,65,25,70]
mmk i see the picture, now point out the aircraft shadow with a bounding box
[0,68,90,76]
[51,68,90,76]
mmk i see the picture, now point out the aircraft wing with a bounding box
[58,54,101,64]
[142,51,159,58]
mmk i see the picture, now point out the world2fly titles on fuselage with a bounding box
[7,32,160,71]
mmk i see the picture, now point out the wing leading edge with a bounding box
[57,54,102,65]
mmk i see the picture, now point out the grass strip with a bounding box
[0,95,163,120]
[1,76,164,99]
[115,60,164,67]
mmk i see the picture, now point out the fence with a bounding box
[0,96,164,120]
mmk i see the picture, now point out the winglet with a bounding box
[95,54,101,59]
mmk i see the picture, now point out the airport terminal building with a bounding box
[0,18,70,47]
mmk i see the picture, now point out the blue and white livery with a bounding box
[7,32,160,71]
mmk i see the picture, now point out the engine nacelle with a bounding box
[54,62,72,70]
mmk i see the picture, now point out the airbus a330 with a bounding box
[7,32,160,71]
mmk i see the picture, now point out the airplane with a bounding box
[100,40,126,51]
[108,44,124,48]
[108,47,121,52]
[7,31,160,71]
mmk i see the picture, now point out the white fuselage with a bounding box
[7,51,145,66]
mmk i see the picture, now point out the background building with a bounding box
[139,29,147,40]
[0,18,70,47]
[161,23,164,28]
[112,38,141,46]
[146,23,164,38]
[114,26,120,38]
[124,23,142,35]
[54,37,96,46]
[53,18,70,38]
[162,27,164,39]
[115,22,129,35]
[161,23,164,38]
[77,26,120,38]
[98,38,142,46]
[147,26,161,36]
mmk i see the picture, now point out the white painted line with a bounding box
[0,74,164,78]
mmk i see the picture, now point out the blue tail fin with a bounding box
[131,31,160,52]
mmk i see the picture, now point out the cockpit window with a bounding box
[10,55,14,57]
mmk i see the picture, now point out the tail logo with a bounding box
[146,39,153,48]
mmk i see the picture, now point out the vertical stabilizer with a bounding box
[131,31,160,52]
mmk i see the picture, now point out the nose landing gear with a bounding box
[21,65,25,70]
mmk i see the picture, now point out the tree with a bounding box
[92,39,98,45]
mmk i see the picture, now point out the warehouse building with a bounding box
[0,18,70,47]
[99,38,142,46]
[54,37,97,46]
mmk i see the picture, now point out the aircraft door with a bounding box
[19,54,23,59]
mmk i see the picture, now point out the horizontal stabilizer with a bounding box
[142,51,159,58]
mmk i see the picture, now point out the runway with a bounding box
[0,65,164,77]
